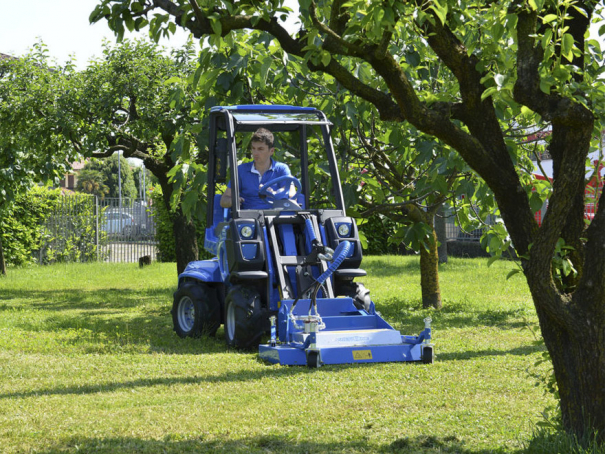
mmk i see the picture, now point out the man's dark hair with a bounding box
[251,128,274,148]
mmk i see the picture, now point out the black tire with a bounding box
[224,286,266,350]
[422,346,434,364]
[338,281,372,312]
[172,282,221,338]
[306,350,321,368]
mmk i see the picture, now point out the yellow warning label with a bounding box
[352,350,372,360]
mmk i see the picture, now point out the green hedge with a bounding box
[1,186,56,266]
[1,187,101,266]
[357,214,406,255]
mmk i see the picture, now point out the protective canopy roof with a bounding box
[211,105,331,131]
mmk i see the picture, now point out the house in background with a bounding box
[531,136,604,224]
[59,161,87,193]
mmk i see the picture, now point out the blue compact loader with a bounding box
[172,105,434,367]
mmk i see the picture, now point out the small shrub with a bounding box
[149,185,207,262]
[1,187,105,266]
[39,193,101,264]
[526,428,605,454]
[357,214,405,255]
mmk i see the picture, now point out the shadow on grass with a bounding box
[0,362,367,400]
[379,304,533,333]
[2,284,537,358]
[433,309,531,330]
[2,276,538,362]
[0,286,232,355]
[0,287,173,312]
[38,433,521,454]
[436,344,545,362]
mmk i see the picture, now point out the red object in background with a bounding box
[532,159,603,226]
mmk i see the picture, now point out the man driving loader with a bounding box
[220,128,297,209]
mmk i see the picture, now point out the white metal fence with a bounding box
[39,196,158,264]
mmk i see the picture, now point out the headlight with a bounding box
[337,223,351,237]
[240,225,254,238]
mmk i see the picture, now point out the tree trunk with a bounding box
[171,211,198,276]
[420,221,442,310]
[0,234,6,276]
[154,170,199,276]
[533,298,605,442]
[435,204,448,264]
[404,204,443,309]
[512,117,604,440]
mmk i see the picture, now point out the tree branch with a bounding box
[309,0,362,55]
[188,0,205,24]
[328,0,350,36]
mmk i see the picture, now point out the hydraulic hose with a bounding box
[289,240,352,324]
[315,241,351,285]
[305,218,317,241]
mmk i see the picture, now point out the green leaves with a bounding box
[561,33,574,62]
[429,0,448,25]
[208,12,223,36]
[0,50,80,212]
[394,222,433,252]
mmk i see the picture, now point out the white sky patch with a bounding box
[0,0,191,69]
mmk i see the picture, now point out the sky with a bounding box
[0,0,302,69]
[0,0,192,68]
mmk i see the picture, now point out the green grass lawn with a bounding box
[0,257,555,453]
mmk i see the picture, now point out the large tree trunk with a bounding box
[143,155,200,276]
[148,160,199,277]
[159,184,198,276]
[511,116,605,440]
[530,290,605,441]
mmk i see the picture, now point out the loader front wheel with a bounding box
[224,286,265,350]
[337,281,372,312]
[172,282,220,338]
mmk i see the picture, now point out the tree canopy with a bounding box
[0,46,80,274]
[75,168,110,199]
[82,154,138,200]
[91,0,605,441]
[1,40,206,274]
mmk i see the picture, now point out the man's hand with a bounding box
[259,184,276,196]
[260,184,293,198]
[220,187,245,208]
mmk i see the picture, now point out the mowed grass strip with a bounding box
[0,258,553,453]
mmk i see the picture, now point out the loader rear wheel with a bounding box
[224,286,265,350]
[172,282,220,338]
